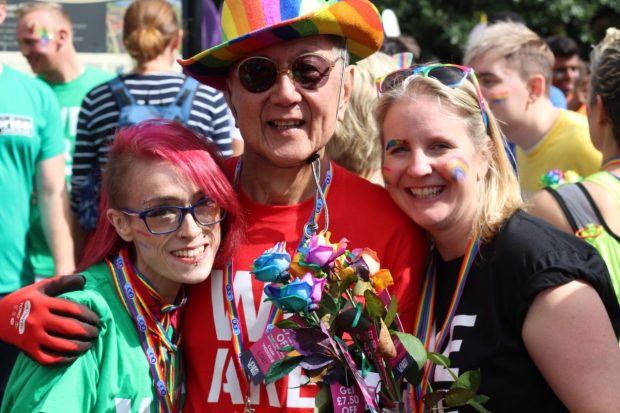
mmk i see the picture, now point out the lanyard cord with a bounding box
[410,235,481,412]
[109,248,186,413]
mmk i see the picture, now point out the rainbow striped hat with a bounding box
[178,0,384,90]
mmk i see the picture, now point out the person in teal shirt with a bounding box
[1,120,244,412]
[16,2,114,278]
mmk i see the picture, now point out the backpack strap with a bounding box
[163,77,199,124]
[107,76,136,108]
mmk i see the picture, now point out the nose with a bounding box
[269,70,302,106]
[407,149,433,177]
[177,211,203,239]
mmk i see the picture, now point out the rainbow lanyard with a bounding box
[602,156,620,180]
[224,156,333,388]
[410,235,481,413]
[109,248,187,413]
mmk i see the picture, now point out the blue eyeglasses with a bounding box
[376,63,489,129]
[121,197,226,235]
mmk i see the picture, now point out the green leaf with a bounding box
[445,387,476,407]
[383,296,398,328]
[452,369,481,393]
[317,293,339,320]
[276,319,300,329]
[339,273,358,296]
[353,280,372,296]
[423,390,448,408]
[364,290,386,319]
[265,355,303,384]
[467,395,492,413]
[428,351,450,368]
[394,332,427,370]
[314,384,332,413]
[277,345,295,353]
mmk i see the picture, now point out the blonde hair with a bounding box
[374,72,523,241]
[123,0,179,64]
[327,52,397,178]
[17,2,71,31]
[590,27,620,146]
[463,22,554,96]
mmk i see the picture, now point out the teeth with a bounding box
[409,186,443,198]
[172,245,205,258]
[270,120,302,129]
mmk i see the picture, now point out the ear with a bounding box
[0,4,7,25]
[527,74,546,102]
[56,28,69,46]
[223,89,238,127]
[170,29,183,52]
[337,64,354,121]
[107,209,134,242]
[594,95,610,126]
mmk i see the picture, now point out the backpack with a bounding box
[78,76,200,231]
[108,75,199,127]
[545,172,620,302]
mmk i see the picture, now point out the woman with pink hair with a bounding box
[1,120,243,413]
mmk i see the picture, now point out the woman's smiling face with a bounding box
[381,96,488,237]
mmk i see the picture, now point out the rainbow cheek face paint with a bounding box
[487,91,510,105]
[446,156,469,182]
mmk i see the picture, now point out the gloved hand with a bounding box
[0,275,100,365]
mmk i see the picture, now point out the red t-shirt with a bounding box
[183,160,427,413]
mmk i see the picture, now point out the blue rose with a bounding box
[264,273,325,313]
[251,249,291,283]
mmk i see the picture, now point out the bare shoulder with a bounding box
[526,189,574,234]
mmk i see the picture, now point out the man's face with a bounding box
[552,55,580,96]
[226,35,353,168]
[16,11,60,75]
[470,52,530,138]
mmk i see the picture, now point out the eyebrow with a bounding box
[385,139,407,150]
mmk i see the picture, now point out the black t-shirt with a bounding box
[428,210,620,413]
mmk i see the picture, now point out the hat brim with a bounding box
[178,0,383,91]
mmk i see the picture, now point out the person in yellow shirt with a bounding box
[464,22,601,197]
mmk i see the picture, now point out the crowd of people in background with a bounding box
[0,0,619,412]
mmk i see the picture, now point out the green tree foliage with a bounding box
[374,0,620,62]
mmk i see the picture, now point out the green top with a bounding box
[0,261,183,412]
[28,66,114,277]
[0,65,63,293]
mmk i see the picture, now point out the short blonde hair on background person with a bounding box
[123,0,179,65]
[327,51,397,183]
[17,2,72,29]
[375,74,523,241]
[463,22,555,97]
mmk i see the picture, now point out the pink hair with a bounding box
[77,119,244,271]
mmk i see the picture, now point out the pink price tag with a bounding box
[240,325,297,385]
[330,383,366,413]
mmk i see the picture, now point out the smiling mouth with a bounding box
[408,186,444,198]
[172,245,205,258]
[268,120,304,130]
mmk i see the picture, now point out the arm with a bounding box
[526,189,574,234]
[522,280,620,413]
[36,154,75,275]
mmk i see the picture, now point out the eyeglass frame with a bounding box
[235,52,343,93]
[120,197,226,235]
[376,63,490,129]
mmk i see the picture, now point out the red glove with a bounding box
[0,275,100,365]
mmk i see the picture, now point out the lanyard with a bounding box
[225,156,333,408]
[109,248,186,413]
[410,235,481,413]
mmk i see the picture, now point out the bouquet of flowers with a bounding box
[241,231,489,413]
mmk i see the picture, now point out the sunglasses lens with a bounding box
[238,57,278,93]
[426,66,468,87]
[292,54,333,89]
[380,69,413,94]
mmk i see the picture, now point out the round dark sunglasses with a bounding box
[236,53,341,93]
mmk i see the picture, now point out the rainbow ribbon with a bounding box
[109,248,186,413]
[411,234,481,412]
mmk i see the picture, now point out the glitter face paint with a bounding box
[26,20,52,47]
[446,156,469,182]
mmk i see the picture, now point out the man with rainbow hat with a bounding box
[0,0,427,411]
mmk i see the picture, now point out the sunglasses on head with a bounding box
[236,53,342,93]
[376,63,489,128]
